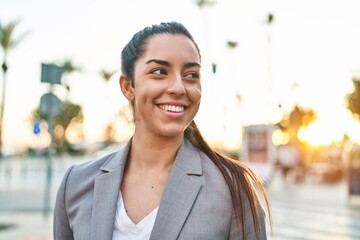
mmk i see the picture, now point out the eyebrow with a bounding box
[184,62,202,69]
[145,59,201,68]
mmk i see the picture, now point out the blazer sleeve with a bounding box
[53,165,75,240]
[229,202,267,240]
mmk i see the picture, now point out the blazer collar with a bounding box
[90,138,204,240]
[150,139,204,239]
[90,140,131,240]
[100,139,132,172]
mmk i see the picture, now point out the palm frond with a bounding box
[195,0,216,8]
[61,59,82,73]
[0,19,28,54]
[99,69,116,83]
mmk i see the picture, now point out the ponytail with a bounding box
[185,121,271,239]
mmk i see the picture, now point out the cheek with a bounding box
[188,86,202,103]
[132,86,157,111]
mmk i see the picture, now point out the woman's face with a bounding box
[131,34,201,139]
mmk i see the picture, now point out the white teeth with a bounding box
[161,105,184,113]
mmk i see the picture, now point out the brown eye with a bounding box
[184,72,200,80]
[152,69,167,75]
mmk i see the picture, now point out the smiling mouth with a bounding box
[158,104,185,113]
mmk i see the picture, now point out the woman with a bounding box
[54,21,270,240]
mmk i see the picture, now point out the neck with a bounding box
[128,133,184,171]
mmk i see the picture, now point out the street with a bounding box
[266,171,360,240]
[1,156,360,240]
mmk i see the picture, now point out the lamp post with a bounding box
[39,63,63,217]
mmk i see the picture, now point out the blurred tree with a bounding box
[226,41,238,49]
[346,77,360,122]
[195,0,216,7]
[0,19,27,155]
[99,69,118,145]
[278,104,316,170]
[56,59,83,153]
[56,101,84,153]
[265,13,275,92]
[279,104,316,143]
[267,13,274,25]
[99,69,116,84]
[103,123,116,146]
[102,103,134,145]
[116,103,133,126]
[60,59,82,92]
[31,101,84,154]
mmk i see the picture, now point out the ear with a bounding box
[119,74,134,101]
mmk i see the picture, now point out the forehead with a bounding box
[141,34,200,62]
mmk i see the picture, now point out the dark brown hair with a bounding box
[121,21,271,239]
[185,121,271,239]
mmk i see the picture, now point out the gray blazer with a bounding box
[54,139,266,240]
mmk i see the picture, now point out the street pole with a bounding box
[39,63,64,218]
[43,84,54,218]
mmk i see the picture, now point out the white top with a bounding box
[112,191,159,240]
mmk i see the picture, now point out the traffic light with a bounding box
[212,63,217,74]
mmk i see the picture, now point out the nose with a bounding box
[167,74,186,96]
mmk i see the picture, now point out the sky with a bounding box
[1,0,360,152]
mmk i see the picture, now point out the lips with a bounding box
[158,104,185,113]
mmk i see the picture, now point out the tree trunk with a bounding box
[0,61,8,157]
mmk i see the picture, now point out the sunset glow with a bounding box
[298,120,344,146]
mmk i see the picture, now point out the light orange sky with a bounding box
[1,0,360,152]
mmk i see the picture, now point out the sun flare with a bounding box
[298,120,344,146]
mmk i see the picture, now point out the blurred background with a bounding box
[1,0,360,239]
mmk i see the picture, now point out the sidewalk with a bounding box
[0,184,56,240]
[0,213,53,240]
[0,156,86,240]
[267,168,360,207]
[266,169,360,240]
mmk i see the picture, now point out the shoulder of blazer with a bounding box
[64,139,131,187]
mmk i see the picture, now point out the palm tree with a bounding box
[57,59,82,153]
[346,77,360,121]
[99,69,117,145]
[0,19,27,155]
[99,69,116,84]
[60,59,82,92]
[195,0,216,8]
[31,100,84,154]
[278,104,316,144]
[99,69,134,143]
[265,13,275,92]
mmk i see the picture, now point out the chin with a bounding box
[159,126,186,138]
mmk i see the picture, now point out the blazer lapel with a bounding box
[150,139,203,240]
[90,141,131,240]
